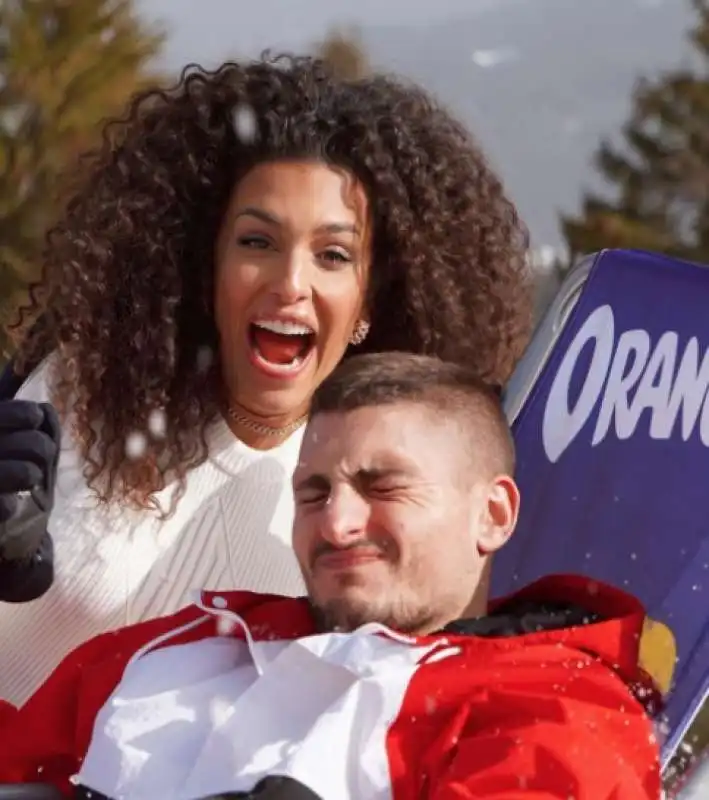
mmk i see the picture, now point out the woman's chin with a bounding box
[231,383,313,427]
[228,344,328,425]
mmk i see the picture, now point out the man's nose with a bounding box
[319,486,370,547]
[269,250,311,304]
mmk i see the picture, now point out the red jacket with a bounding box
[0,575,661,799]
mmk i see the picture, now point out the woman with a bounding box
[0,53,531,703]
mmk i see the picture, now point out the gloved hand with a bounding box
[200,776,321,799]
[0,400,60,564]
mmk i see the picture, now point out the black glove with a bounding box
[74,776,321,800]
[200,777,322,799]
[0,400,60,564]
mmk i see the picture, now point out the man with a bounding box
[0,353,661,799]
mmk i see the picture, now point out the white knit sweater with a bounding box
[0,361,306,705]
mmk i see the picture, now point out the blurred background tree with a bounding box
[561,0,709,267]
[316,28,370,80]
[0,0,164,357]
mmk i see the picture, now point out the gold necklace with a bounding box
[226,405,308,438]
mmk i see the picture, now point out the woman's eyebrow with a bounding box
[234,207,280,225]
[234,208,359,236]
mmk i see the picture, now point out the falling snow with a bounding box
[196,345,214,374]
[232,103,258,144]
[148,408,167,439]
[216,615,238,637]
[124,431,147,460]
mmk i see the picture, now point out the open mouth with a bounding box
[249,319,316,372]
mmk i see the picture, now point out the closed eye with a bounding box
[295,491,329,507]
[367,484,407,498]
[356,468,414,498]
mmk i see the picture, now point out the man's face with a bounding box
[292,403,517,634]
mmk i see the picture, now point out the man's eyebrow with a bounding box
[293,473,330,494]
[358,467,410,481]
[293,465,413,493]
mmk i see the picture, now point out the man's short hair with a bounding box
[311,352,515,475]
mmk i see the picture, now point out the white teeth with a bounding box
[253,319,314,336]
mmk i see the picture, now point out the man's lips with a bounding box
[314,547,384,570]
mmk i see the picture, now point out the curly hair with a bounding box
[9,53,532,510]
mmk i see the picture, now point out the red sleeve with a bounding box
[429,651,661,800]
[0,605,214,796]
[0,622,139,798]
[0,639,94,795]
[0,700,17,726]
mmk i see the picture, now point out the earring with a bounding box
[349,320,370,346]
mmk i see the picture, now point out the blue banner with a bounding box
[493,249,709,763]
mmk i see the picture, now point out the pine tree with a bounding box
[0,0,165,356]
[316,28,370,81]
[562,0,709,264]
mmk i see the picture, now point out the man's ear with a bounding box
[476,475,520,555]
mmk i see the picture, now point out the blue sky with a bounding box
[138,0,507,68]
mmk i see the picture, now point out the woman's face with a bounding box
[214,160,371,423]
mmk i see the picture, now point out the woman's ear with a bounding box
[476,475,520,555]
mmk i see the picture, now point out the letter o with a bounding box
[542,304,615,462]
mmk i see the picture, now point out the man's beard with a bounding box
[309,592,440,635]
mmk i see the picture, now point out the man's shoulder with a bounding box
[448,573,661,708]
[447,574,647,676]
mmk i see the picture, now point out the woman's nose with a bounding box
[268,250,312,304]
